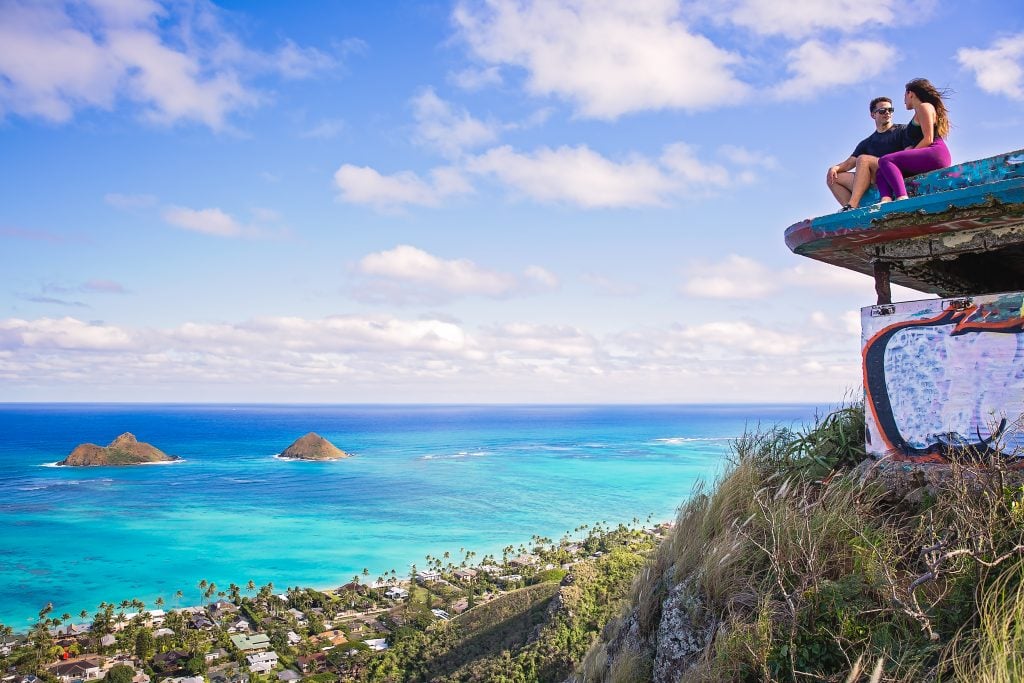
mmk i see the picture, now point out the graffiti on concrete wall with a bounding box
[862,291,1024,461]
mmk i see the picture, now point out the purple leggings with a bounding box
[876,139,951,199]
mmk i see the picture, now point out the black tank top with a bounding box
[905,118,940,146]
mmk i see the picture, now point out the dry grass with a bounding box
[944,559,1024,682]
[586,405,1024,682]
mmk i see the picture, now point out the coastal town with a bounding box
[0,522,671,683]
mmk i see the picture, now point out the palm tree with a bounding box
[154,597,165,609]
[61,613,71,635]
[246,580,256,594]
[38,602,53,622]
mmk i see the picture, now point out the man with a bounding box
[826,97,906,210]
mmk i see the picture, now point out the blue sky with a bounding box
[1,0,1022,403]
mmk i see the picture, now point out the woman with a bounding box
[875,78,951,203]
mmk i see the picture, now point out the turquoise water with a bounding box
[0,403,821,628]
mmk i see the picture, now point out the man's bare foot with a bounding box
[879,197,893,204]
[894,195,909,201]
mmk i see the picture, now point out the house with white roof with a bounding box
[384,586,408,600]
[246,651,279,674]
[415,569,441,583]
[143,609,165,626]
[226,616,251,634]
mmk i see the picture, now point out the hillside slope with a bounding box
[577,406,1024,682]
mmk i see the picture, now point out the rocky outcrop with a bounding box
[280,433,350,460]
[851,456,1024,506]
[59,433,178,466]
[585,571,714,683]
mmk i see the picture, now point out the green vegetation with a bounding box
[104,663,135,682]
[581,404,1024,682]
[357,526,657,681]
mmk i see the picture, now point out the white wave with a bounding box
[273,454,351,461]
[40,459,185,467]
[653,437,735,445]
[419,450,489,460]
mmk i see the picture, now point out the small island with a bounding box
[279,432,350,460]
[58,432,180,466]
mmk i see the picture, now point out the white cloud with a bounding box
[353,245,558,304]
[453,0,750,119]
[0,312,863,401]
[333,165,472,210]
[772,40,897,99]
[172,316,474,355]
[809,310,862,336]
[680,254,776,298]
[266,39,337,79]
[659,142,731,187]
[358,245,516,296]
[718,145,778,170]
[0,317,136,350]
[681,254,932,300]
[449,65,503,90]
[468,144,670,207]
[464,140,766,208]
[162,206,243,237]
[704,0,901,39]
[523,265,560,290]
[0,0,333,129]
[481,323,598,359]
[958,33,1024,100]
[841,310,862,336]
[411,88,499,157]
[674,321,806,356]
[335,138,768,211]
[782,262,874,291]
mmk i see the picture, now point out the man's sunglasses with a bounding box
[873,107,894,114]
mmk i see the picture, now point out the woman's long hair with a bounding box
[906,78,951,138]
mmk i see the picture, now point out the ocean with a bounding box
[0,403,824,628]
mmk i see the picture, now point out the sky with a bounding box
[1,0,1022,403]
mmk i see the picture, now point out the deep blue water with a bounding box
[0,403,822,628]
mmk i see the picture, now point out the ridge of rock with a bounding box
[280,432,350,460]
[58,433,178,467]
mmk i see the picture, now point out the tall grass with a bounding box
[580,404,1024,683]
